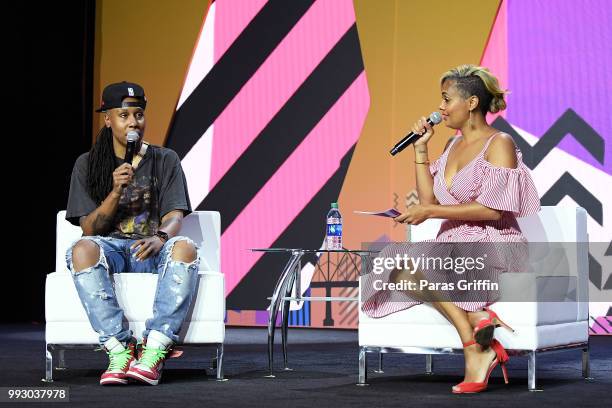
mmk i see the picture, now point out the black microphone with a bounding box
[124,131,139,164]
[389,112,442,156]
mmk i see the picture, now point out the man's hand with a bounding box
[112,163,134,195]
[130,236,164,261]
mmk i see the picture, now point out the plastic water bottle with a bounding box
[326,203,343,250]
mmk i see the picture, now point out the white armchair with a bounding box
[358,206,590,390]
[44,211,226,382]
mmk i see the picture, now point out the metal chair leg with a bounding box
[425,354,434,375]
[357,347,369,386]
[215,343,228,381]
[56,349,67,370]
[42,345,53,383]
[528,351,541,391]
[582,343,593,380]
[373,351,383,373]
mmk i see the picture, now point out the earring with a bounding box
[469,110,473,128]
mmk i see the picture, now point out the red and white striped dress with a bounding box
[362,132,541,318]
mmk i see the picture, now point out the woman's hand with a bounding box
[131,236,164,261]
[394,204,433,225]
[412,116,435,147]
[112,163,134,196]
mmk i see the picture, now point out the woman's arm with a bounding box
[79,191,122,236]
[158,210,184,238]
[414,145,437,205]
[411,116,440,205]
[397,133,518,224]
[428,202,502,221]
[395,201,502,224]
[79,163,134,236]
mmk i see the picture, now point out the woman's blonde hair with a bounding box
[440,64,508,114]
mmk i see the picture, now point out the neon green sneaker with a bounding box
[126,331,172,385]
[100,337,137,385]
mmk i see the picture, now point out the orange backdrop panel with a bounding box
[93,0,210,145]
[342,0,501,246]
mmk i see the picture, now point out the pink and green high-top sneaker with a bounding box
[100,337,137,385]
[126,331,173,385]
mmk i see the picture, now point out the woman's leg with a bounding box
[68,237,132,344]
[390,268,497,387]
[144,236,200,343]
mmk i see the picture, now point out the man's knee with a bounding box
[171,240,197,263]
[72,239,101,272]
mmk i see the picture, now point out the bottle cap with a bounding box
[331,203,338,208]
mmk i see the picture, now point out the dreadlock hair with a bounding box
[87,126,116,204]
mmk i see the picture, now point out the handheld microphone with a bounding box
[124,131,140,164]
[389,112,442,156]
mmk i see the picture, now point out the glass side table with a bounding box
[250,248,379,377]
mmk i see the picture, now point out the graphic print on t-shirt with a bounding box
[112,173,159,239]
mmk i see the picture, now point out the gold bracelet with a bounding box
[415,160,430,164]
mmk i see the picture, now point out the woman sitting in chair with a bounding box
[362,64,540,394]
[65,81,199,386]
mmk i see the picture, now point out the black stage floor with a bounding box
[0,324,610,407]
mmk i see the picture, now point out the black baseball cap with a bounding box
[96,81,147,112]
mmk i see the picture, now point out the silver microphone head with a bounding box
[429,111,442,125]
[126,131,140,142]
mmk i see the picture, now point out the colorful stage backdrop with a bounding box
[95,0,611,334]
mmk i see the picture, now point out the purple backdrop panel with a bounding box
[507,0,611,174]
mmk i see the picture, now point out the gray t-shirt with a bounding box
[66,145,192,239]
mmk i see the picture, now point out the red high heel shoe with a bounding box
[452,339,510,394]
[473,307,514,349]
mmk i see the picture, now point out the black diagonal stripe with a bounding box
[227,146,355,310]
[604,273,612,290]
[590,316,610,333]
[492,110,604,170]
[589,253,602,290]
[165,0,316,158]
[197,25,363,233]
[540,172,603,224]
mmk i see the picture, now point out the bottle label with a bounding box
[326,223,342,236]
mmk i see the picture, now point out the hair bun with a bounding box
[489,94,507,113]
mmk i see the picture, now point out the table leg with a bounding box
[266,252,301,378]
[281,264,298,371]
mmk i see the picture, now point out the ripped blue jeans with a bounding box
[66,236,200,344]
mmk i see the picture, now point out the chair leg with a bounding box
[42,345,53,383]
[425,354,434,375]
[528,351,539,391]
[373,351,384,373]
[582,343,593,380]
[357,347,369,386]
[215,344,228,381]
[56,349,67,370]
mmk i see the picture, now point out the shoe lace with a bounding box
[107,347,133,371]
[138,345,168,369]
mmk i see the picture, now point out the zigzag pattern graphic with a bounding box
[492,115,605,226]
[540,173,603,225]
[492,110,604,169]
[492,116,611,333]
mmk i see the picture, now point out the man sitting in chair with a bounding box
[65,81,199,386]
